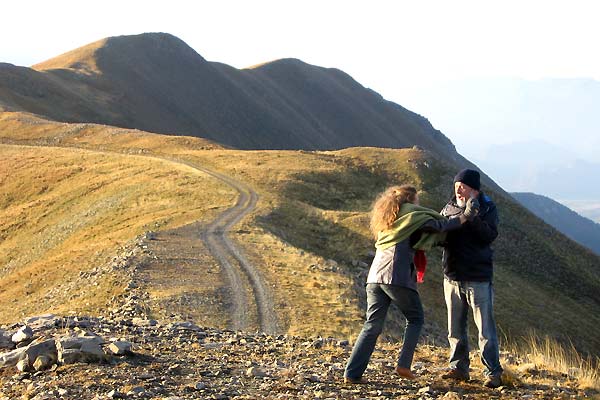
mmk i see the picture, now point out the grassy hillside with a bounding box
[0,142,236,321]
[2,113,599,359]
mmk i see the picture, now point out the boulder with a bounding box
[57,335,106,364]
[23,314,60,330]
[0,338,57,371]
[107,341,132,355]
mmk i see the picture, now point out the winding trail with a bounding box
[151,157,279,334]
[0,140,279,334]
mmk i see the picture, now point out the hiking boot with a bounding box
[441,369,470,381]
[344,376,367,384]
[483,374,503,388]
[395,366,416,380]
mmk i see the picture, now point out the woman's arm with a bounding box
[419,216,466,233]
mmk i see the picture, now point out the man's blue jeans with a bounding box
[443,278,503,377]
[344,283,424,379]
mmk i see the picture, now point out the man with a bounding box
[440,168,503,388]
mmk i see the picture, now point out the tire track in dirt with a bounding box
[1,140,279,334]
[159,157,280,334]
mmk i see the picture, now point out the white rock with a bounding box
[16,359,29,372]
[418,386,432,394]
[107,341,132,355]
[11,326,33,344]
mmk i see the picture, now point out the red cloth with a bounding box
[414,250,427,283]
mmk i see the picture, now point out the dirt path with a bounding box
[163,157,279,334]
[1,140,279,334]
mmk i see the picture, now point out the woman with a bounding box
[344,185,469,383]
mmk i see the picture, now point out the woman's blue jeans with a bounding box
[344,283,424,379]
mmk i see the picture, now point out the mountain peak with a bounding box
[33,32,206,74]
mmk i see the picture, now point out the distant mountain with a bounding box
[560,200,600,224]
[396,77,600,203]
[0,33,461,163]
[512,192,600,255]
[474,141,600,200]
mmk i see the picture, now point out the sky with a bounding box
[1,1,599,169]
[3,1,599,85]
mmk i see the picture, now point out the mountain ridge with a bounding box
[0,32,481,184]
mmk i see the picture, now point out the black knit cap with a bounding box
[454,169,481,190]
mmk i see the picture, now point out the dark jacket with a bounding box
[440,192,499,282]
[367,218,462,291]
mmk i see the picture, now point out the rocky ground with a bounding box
[1,308,598,400]
[1,235,599,399]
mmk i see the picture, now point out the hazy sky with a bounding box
[2,0,599,160]
[4,1,599,83]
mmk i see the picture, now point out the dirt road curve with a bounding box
[164,157,280,334]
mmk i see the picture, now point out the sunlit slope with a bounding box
[0,111,222,152]
[1,113,599,356]
[0,144,235,321]
[186,147,600,355]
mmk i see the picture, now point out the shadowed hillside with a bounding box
[0,32,501,189]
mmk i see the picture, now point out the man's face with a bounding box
[454,182,479,207]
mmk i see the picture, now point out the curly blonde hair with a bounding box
[370,185,418,238]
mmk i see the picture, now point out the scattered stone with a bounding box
[16,359,29,372]
[57,336,106,364]
[418,386,432,394]
[443,391,462,399]
[170,321,202,331]
[23,315,60,331]
[126,386,145,396]
[132,317,157,327]
[107,341,132,355]
[32,355,53,371]
[0,330,14,350]
[107,389,124,398]
[0,311,592,399]
[191,382,207,390]
[246,366,268,378]
[11,326,33,344]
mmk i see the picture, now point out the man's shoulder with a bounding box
[481,193,496,208]
[480,193,494,205]
[478,193,498,218]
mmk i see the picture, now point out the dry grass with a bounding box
[0,144,235,322]
[2,112,600,361]
[504,333,600,390]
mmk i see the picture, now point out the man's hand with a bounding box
[464,197,480,221]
